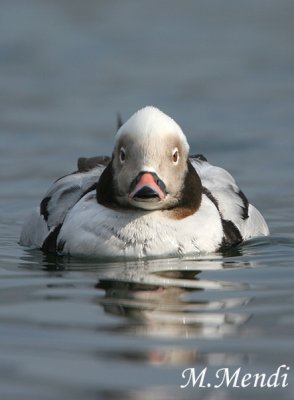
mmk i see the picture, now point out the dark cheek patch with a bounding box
[96,160,121,209]
[164,161,202,220]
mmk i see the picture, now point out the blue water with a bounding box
[1,1,294,399]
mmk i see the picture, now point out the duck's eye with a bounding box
[119,147,126,163]
[172,148,179,164]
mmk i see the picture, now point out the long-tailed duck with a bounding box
[20,106,269,259]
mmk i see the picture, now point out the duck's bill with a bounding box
[129,172,166,202]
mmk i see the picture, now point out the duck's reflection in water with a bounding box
[21,250,253,368]
[95,257,251,342]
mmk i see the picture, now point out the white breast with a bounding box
[58,192,224,259]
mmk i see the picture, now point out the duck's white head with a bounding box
[97,106,201,213]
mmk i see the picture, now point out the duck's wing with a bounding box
[20,156,110,249]
[190,155,269,242]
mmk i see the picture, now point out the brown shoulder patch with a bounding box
[165,206,197,220]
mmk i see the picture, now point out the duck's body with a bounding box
[20,107,269,259]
